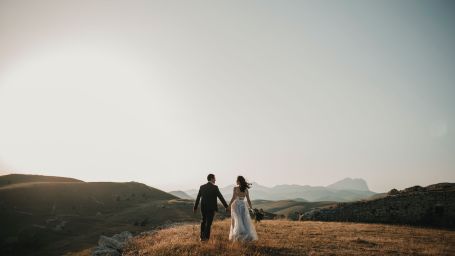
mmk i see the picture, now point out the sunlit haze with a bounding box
[1,0,454,192]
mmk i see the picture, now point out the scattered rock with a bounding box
[91,248,120,256]
[91,231,132,256]
[404,185,424,193]
[45,218,58,224]
[387,189,399,196]
[54,221,66,231]
[352,238,376,246]
[112,231,133,243]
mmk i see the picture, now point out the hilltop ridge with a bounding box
[0,174,83,187]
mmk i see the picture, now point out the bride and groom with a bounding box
[193,174,258,242]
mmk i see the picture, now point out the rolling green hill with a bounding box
[0,174,198,256]
[252,199,337,219]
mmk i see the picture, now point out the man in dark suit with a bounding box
[193,173,228,241]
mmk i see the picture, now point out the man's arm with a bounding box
[216,186,229,208]
[193,187,201,212]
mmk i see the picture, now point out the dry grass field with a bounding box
[123,220,455,256]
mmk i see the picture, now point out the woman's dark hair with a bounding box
[237,176,251,192]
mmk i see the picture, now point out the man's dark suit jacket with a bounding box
[194,182,228,212]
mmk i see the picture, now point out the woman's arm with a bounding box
[246,189,252,209]
[228,187,236,208]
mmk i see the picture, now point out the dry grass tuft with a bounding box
[123,220,455,256]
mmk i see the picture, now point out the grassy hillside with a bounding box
[0,174,83,187]
[252,200,336,218]
[0,177,199,255]
[304,183,455,228]
[122,220,455,256]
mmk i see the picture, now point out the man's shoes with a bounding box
[200,238,209,242]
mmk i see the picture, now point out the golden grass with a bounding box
[123,220,455,256]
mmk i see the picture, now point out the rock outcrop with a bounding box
[91,231,132,256]
[304,183,455,228]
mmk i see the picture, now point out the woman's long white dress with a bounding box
[229,194,258,241]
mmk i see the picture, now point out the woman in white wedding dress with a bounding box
[228,176,258,242]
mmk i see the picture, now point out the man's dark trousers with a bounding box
[200,210,215,240]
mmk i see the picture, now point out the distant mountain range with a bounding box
[183,178,376,202]
[168,190,193,200]
[326,177,370,191]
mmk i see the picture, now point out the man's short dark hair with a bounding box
[207,174,215,181]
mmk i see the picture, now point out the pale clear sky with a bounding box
[0,0,454,192]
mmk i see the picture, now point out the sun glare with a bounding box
[0,45,166,179]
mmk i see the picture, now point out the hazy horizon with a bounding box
[1,1,454,193]
[0,170,452,193]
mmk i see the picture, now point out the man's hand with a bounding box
[193,207,197,213]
